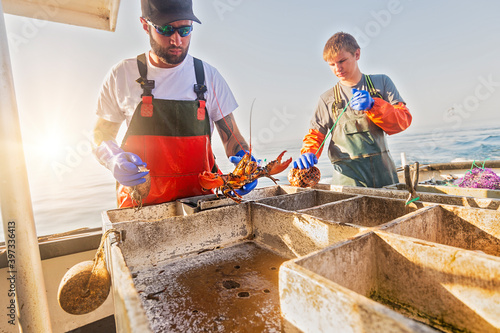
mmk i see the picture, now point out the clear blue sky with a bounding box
[1,0,500,239]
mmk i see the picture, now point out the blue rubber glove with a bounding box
[293,153,318,170]
[228,149,260,164]
[229,149,259,196]
[95,141,149,186]
[351,88,374,111]
[235,178,258,196]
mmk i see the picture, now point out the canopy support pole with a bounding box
[0,1,53,332]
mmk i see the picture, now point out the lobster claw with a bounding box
[266,151,292,175]
[198,171,224,190]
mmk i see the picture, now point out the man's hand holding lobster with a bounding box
[228,150,260,196]
[198,149,292,202]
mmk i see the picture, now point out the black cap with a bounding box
[141,0,201,25]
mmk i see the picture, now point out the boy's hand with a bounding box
[351,88,374,111]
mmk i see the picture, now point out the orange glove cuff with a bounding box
[300,129,326,157]
[365,99,412,135]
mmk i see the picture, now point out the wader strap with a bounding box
[365,75,383,99]
[332,75,383,119]
[332,83,345,121]
[136,53,155,97]
[193,58,218,172]
[137,53,148,81]
[136,53,155,116]
[193,57,207,120]
[193,58,207,101]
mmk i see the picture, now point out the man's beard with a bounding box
[149,30,189,65]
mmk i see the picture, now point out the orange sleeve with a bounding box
[365,98,412,135]
[300,129,326,157]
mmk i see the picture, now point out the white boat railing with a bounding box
[0,1,120,331]
[0,1,53,331]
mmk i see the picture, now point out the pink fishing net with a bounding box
[454,167,500,190]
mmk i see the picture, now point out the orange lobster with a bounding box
[199,150,292,202]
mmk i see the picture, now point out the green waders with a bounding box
[329,75,398,188]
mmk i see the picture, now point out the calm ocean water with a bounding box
[1,124,499,242]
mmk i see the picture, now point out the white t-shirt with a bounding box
[96,52,238,133]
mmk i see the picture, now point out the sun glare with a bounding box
[40,139,62,158]
[40,138,64,159]
[27,136,66,161]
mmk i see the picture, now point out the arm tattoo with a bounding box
[216,114,249,155]
[215,114,235,142]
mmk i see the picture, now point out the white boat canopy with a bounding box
[0,1,121,332]
[3,0,120,31]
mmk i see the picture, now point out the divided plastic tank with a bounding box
[102,186,500,332]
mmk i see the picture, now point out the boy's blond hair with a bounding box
[323,32,360,62]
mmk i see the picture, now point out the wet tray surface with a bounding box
[133,242,287,333]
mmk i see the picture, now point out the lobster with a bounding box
[199,150,292,203]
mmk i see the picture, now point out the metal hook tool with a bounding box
[404,162,420,205]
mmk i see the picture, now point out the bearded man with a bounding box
[93,0,257,208]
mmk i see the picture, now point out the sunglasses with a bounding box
[144,18,193,37]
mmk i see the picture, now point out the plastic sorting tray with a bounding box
[254,190,356,211]
[103,201,365,333]
[103,186,500,332]
[381,204,500,256]
[297,195,422,228]
[177,185,307,213]
[314,183,500,210]
[387,183,500,200]
[105,185,307,222]
[280,223,500,332]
